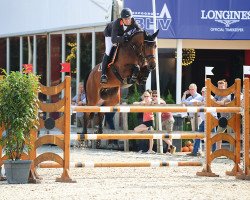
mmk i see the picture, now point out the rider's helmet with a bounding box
[121,8,132,18]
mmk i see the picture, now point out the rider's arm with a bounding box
[111,19,125,44]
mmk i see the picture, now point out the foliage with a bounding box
[66,42,77,73]
[165,89,175,104]
[127,85,141,130]
[0,70,40,160]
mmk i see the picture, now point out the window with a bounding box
[0,38,6,75]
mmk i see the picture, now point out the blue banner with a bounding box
[124,0,250,40]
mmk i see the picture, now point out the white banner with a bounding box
[205,66,214,76]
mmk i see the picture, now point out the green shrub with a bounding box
[0,70,40,160]
[165,89,175,104]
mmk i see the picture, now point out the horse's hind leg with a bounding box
[83,112,90,134]
[97,113,104,134]
[93,112,104,148]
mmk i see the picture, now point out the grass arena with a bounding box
[1,77,250,199]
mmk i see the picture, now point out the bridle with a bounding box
[129,39,156,68]
[143,40,156,67]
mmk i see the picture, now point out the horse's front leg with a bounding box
[140,67,151,85]
[127,64,140,84]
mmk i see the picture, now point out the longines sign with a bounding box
[124,0,250,40]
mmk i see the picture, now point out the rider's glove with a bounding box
[123,35,129,42]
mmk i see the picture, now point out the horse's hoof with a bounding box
[96,140,101,148]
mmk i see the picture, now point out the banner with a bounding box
[124,0,250,40]
[205,67,214,76]
[60,63,71,73]
[243,65,250,75]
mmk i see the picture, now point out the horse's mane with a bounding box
[129,30,144,37]
[127,30,144,42]
[129,30,155,43]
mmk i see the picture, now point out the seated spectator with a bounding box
[137,89,152,124]
[133,91,155,154]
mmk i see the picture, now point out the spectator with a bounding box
[212,79,231,149]
[187,87,216,156]
[182,83,202,106]
[151,90,176,154]
[182,83,202,131]
[137,89,152,124]
[133,91,155,154]
[72,82,86,131]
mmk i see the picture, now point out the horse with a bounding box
[83,30,159,134]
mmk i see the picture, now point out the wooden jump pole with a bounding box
[60,133,205,140]
[71,105,241,113]
[38,161,203,168]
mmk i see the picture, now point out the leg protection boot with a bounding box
[127,65,140,84]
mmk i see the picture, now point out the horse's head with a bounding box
[115,30,159,85]
[143,30,159,70]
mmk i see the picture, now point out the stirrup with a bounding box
[100,75,108,83]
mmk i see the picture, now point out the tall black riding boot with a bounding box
[100,54,109,84]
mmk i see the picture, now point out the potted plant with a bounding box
[0,70,40,184]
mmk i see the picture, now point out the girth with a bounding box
[110,65,126,84]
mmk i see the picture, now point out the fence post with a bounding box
[122,103,129,152]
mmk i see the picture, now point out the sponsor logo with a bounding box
[201,10,250,32]
[133,3,171,31]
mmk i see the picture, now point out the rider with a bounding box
[100,8,141,84]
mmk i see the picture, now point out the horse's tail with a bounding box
[84,71,91,104]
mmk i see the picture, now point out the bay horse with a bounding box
[83,30,159,134]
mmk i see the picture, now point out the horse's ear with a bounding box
[152,29,159,40]
[143,30,148,38]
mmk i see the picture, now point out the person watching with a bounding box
[72,82,86,130]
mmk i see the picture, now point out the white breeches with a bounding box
[105,37,113,56]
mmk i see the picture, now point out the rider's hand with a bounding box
[123,35,129,42]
